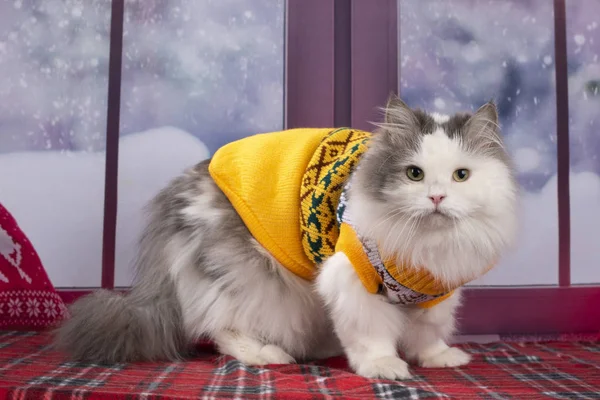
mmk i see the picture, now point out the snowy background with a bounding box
[400,0,600,285]
[565,0,600,285]
[118,0,285,152]
[0,0,284,287]
[0,127,209,287]
[0,0,598,287]
[114,0,285,285]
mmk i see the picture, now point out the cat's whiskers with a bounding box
[451,219,462,253]
[395,214,422,266]
[381,212,417,257]
[369,207,407,234]
[458,218,488,275]
[391,215,422,276]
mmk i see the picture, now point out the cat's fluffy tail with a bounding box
[53,286,187,363]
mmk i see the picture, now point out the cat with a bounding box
[54,96,517,380]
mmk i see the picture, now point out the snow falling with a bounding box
[0,0,284,155]
[0,0,598,286]
[0,0,284,286]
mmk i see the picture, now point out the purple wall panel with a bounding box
[334,0,352,127]
[350,0,398,130]
[459,287,600,335]
[58,286,600,335]
[286,0,335,128]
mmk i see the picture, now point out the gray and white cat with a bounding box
[55,97,517,380]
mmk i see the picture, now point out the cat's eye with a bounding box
[453,168,470,182]
[406,166,424,181]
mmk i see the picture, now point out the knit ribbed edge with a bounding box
[385,263,450,296]
[418,291,454,308]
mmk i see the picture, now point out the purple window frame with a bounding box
[58,0,600,336]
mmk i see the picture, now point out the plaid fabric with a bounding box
[1,332,599,399]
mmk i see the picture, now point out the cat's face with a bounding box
[356,97,516,233]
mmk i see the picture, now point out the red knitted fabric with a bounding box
[0,202,67,330]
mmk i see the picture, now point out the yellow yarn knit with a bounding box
[299,128,371,264]
[208,128,328,281]
[209,128,467,308]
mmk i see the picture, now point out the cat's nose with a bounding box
[429,195,446,206]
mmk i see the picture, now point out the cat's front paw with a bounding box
[218,338,296,366]
[355,356,412,380]
[420,347,471,368]
[258,344,296,364]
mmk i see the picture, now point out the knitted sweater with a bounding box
[209,128,468,308]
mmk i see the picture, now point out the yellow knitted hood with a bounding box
[208,128,329,281]
[209,128,470,308]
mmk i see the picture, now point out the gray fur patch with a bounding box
[54,159,297,363]
[53,162,214,363]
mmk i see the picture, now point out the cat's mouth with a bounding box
[429,208,453,219]
[425,210,455,228]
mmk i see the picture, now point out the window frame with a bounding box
[57,0,600,336]
[58,0,336,291]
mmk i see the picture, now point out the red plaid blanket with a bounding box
[0,331,599,399]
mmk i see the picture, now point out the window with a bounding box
[114,0,285,285]
[566,0,600,284]
[350,0,600,333]
[399,0,559,285]
[0,0,112,287]
[1,0,598,335]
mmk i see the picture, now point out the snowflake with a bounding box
[58,302,68,317]
[7,298,22,317]
[0,302,3,314]
[26,298,40,317]
[43,299,57,318]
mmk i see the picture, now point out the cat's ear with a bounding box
[466,101,499,135]
[471,100,498,127]
[464,101,504,151]
[380,93,418,130]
